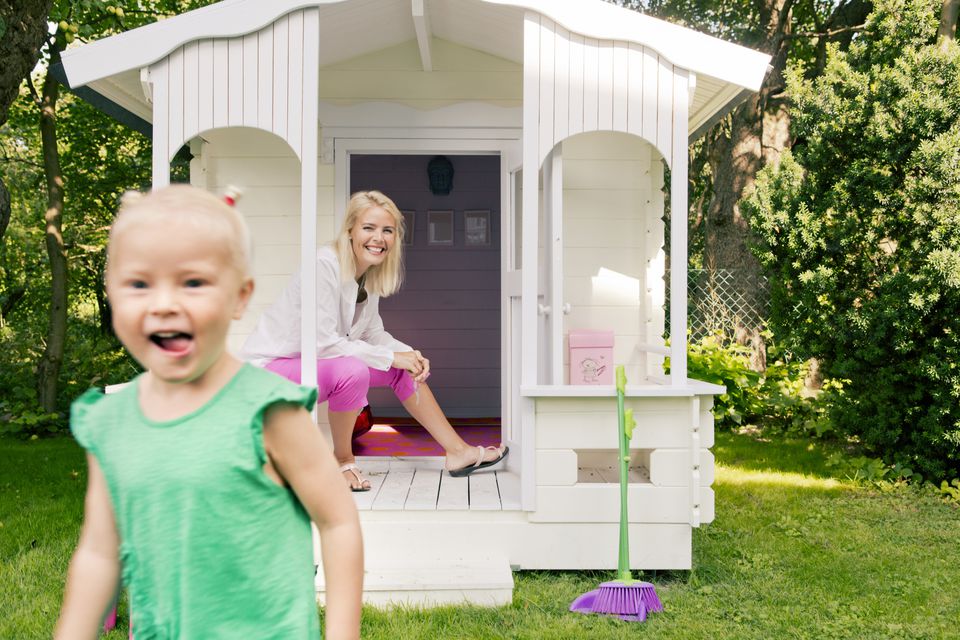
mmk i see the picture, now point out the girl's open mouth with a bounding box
[150,331,194,354]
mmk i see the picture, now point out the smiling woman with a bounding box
[240,190,508,492]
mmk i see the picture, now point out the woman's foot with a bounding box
[339,462,371,492]
[445,445,509,478]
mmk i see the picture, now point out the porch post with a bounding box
[148,65,170,188]
[299,8,320,390]
[519,13,542,510]
[521,14,540,390]
[669,69,690,385]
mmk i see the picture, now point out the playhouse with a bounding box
[60,0,769,606]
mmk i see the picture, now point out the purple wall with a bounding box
[351,155,501,418]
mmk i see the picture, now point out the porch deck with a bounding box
[353,457,522,511]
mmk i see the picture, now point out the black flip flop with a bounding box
[447,445,509,478]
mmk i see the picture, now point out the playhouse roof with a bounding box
[60,0,770,138]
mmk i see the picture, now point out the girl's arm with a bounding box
[263,404,363,640]
[55,454,121,640]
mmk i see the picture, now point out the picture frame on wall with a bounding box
[401,210,415,246]
[427,210,454,245]
[464,210,491,246]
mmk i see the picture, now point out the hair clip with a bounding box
[223,185,243,207]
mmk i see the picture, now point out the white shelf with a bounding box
[520,378,725,397]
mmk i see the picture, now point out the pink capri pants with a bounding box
[265,356,417,412]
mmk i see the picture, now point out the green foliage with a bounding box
[745,0,960,480]
[0,1,211,431]
[669,333,831,436]
[939,478,960,504]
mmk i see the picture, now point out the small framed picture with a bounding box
[464,210,491,246]
[401,210,415,246]
[427,210,454,245]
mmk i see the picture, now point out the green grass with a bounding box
[2,432,959,639]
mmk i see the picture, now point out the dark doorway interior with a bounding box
[350,154,501,419]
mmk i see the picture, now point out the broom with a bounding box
[569,365,663,622]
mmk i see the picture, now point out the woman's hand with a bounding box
[393,350,430,383]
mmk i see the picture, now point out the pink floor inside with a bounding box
[353,419,501,457]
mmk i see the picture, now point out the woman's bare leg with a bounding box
[400,382,504,471]
[328,408,370,490]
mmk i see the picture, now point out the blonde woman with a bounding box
[242,191,508,491]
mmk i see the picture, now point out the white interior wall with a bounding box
[190,127,336,354]
[560,131,666,384]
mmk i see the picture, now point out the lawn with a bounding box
[2,432,958,639]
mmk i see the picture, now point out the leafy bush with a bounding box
[0,301,137,437]
[745,0,960,480]
[671,333,829,435]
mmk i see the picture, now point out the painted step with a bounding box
[315,557,514,607]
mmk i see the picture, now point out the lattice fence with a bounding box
[666,269,770,341]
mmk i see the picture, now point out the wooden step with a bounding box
[315,556,514,607]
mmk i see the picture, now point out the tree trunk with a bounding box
[36,44,68,414]
[0,175,9,241]
[0,1,53,126]
[940,0,959,49]
[700,0,872,342]
[1,285,26,323]
[0,1,55,246]
[701,0,793,340]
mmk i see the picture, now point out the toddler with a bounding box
[55,185,363,639]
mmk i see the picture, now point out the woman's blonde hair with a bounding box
[333,190,405,297]
[107,184,252,277]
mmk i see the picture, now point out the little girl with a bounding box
[55,186,363,639]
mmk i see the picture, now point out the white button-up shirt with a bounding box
[240,246,410,370]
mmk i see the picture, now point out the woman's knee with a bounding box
[324,357,370,390]
[390,368,418,400]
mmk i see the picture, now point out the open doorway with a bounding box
[350,154,501,455]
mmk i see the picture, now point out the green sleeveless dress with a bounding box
[71,364,321,639]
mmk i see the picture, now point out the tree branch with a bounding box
[784,24,866,40]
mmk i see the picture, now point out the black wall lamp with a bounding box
[427,155,454,195]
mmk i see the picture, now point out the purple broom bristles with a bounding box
[569,580,662,622]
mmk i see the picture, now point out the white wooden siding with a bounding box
[526,14,686,169]
[150,8,319,165]
[318,38,522,109]
[190,127,336,354]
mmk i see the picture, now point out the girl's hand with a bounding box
[393,350,430,383]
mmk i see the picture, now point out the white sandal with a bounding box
[339,462,371,492]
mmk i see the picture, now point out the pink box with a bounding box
[568,330,614,385]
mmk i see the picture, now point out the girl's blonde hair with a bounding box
[107,184,252,277]
[333,190,405,297]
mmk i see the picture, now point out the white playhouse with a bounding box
[61,0,769,606]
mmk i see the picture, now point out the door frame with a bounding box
[332,133,522,472]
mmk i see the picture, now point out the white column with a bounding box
[520,13,542,511]
[149,64,170,188]
[299,9,320,391]
[669,70,690,385]
[548,146,564,385]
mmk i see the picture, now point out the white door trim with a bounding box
[333,134,527,500]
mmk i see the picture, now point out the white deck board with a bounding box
[405,468,442,510]
[469,472,501,511]
[348,457,519,511]
[372,468,414,510]
[437,472,470,510]
[496,472,522,510]
[351,464,387,511]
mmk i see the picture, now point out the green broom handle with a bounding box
[616,366,636,582]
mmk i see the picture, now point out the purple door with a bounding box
[350,154,501,418]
